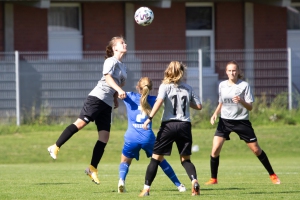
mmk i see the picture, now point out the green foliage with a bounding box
[250,93,300,126]
[1,92,300,132]
[191,100,218,129]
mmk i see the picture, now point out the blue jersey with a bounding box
[123,92,156,144]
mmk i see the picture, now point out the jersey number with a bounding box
[136,106,146,122]
[171,95,187,116]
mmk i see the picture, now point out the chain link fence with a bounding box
[0,49,298,125]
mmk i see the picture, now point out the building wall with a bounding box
[254,4,287,48]
[134,2,186,50]
[215,2,244,50]
[3,2,288,52]
[82,2,125,51]
[14,5,48,51]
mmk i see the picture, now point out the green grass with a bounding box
[0,125,300,199]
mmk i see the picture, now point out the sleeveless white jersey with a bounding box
[89,57,127,107]
[157,82,201,122]
[219,79,254,120]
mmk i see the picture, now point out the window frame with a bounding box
[288,3,300,32]
[185,2,215,70]
[48,3,82,35]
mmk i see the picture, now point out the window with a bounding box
[186,3,214,69]
[48,6,80,32]
[186,6,212,30]
[48,3,82,59]
[287,6,300,30]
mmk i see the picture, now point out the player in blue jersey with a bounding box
[205,60,280,185]
[139,61,202,197]
[118,77,186,193]
[47,36,127,185]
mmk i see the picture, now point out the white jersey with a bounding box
[89,57,127,107]
[219,79,254,120]
[157,82,201,122]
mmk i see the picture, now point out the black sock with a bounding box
[210,155,219,179]
[257,150,275,175]
[181,159,197,181]
[90,140,107,169]
[145,158,160,186]
[56,124,79,147]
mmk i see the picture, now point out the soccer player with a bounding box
[47,36,127,185]
[139,61,202,197]
[205,60,280,185]
[118,77,186,193]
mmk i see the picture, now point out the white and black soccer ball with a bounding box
[134,7,154,26]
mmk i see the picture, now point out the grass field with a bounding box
[0,125,299,199]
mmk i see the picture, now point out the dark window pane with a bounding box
[48,7,79,31]
[186,7,212,30]
[288,7,300,30]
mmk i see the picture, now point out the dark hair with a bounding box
[105,36,125,59]
[226,60,243,79]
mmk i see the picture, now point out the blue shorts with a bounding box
[122,140,155,161]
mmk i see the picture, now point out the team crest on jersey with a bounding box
[235,88,242,96]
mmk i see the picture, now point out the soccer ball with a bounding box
[134,7,154,26]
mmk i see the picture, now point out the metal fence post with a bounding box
[198,49,203,103]
[288,48,292,110]
[15,51,20,126]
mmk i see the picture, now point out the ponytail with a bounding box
[137,77,153,116]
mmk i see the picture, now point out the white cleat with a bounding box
[178,184,186,192]
[118,179,126,193]
[47,144,59,159]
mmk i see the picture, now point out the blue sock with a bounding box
[159,159,181,187]
[119,162,129,181]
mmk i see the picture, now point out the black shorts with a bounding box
[215,117,257,143]
[79,95,112,132]
[153,120,192,156]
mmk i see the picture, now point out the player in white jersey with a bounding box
[117,77,186,193]
[205,60,280,185]
[139,61,202,197]
[47,36,127,185]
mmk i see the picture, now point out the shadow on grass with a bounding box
[202,187,245,191]
[36,183,78,185]
[246,191,300,195]
[162,187,244,192]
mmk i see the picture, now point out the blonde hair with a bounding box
[226,60,243,79]
[105,36,125,59]
[162,61,186,85]
[137,77,153,116]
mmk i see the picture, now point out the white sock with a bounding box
[143,185,150,190]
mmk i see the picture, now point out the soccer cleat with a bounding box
[178,184,186,192]
[191,180,200,196]
[138,189,150,197]
[270,174,281,184]
[47,144,59,159]
[85,165,100,185]
[205,178,218,185]
[118,179,126,193]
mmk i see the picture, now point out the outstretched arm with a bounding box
[105,74,126,99]
[142,98,164,130]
